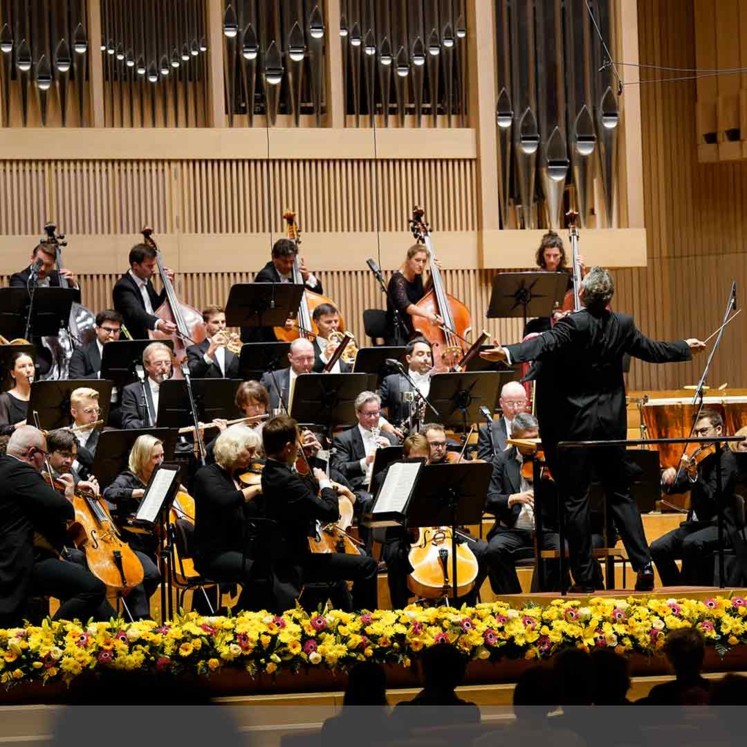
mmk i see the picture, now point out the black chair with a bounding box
[363,309,387,346]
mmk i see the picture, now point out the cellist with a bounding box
[242,238,325,343]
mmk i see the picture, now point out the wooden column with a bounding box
[325,0,345,128]
[87,0,105,127]
[206,0,227,127]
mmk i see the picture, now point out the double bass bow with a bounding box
[274,210,347,341]
[142,227,206,376]
[409,207,473,371]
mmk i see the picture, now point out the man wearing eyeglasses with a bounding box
[68,309,123,380]
[477,381,529,460]
[69,387,102,479]
[651,410,739,587]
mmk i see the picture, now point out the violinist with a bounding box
[112,243,177,340]
[0,426,114,627]
[476,381,529,461]
[192,425,264,611]
[385,245,440,346]
[186,305,241,379]
[102,434,164,618]
[261,414,378,612]
[242,238,324,343]
[0,351,34,436]
[259,338,315,413]
[120,342,172,429]
[481,267,705,593]
[9,241,79,290]
[380,337,433,428]
[69,387,102,478]
[651,410,739,587]
[68,309,123,380]
[311,303,351,373]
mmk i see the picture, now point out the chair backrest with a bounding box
[245,517,291,564]
[363,309,388,345]
[735,493,746,528]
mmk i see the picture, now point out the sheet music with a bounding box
[373,462,422,514]
[135,466,179,524]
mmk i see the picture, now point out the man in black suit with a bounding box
[68,387,102,478]
[380,337,433,428]
[310,303,352,373]
[186,305,240,379]
[481,267,704,592]
[120,342,173,428]
[242,238,324,343]
[259,338,316,413]
[0,426,114,627]
[9,241,79,290]
[112,243,177,340]
[260,415,378,611]
[652,409,739,586]
[68,309,123,379]
[476,381,529,460]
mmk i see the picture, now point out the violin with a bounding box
[679,443,717,481]
[239,459,265,487]
[274,210,347,341]
[142,227,207,377]
[409,207,473,372]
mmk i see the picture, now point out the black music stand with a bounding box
[428,371,502,431]
[290,373,372,427]
[101,340,175,393]
[0,287,77,340]
[0,344,36,389]
[91,427,178,490]
[371,445,405,485]
[156,379,242,428]
[238,342,291,381]
[353,346,407,382]
[406,462,492,601]
[487,272,568,332]
[225,283,305,329]
[28,379,113,430]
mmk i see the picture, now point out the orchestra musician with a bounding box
[261,414,378,612]
[380,337,433,428]
[192,425,264,611]
[259,338,315,413]
[120,342,173,429]
[476,381,529,461]
[9,241,79,290]
[0,351,34,436]
[186,305,240,379]
[68,309,123,380]
[0,426,115,628]
[311,303,352,373]
[112,243,177,340]
[101,434,164,619]
[652,410,739,586]
[69,387,102,478]
[481,267,705,593]
[242,238,324,343]
[385,245,440,346]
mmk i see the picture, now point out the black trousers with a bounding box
[123,551,161,620]
[650,521,721,586]
[198,551,270,612]
[551,446,650,586]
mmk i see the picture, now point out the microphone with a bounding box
[479,405,493,422]
[181,362,191,378]
[135,364,145,382]
[29,257,43,278]
[366,258,383,278]
[385,358,404,370]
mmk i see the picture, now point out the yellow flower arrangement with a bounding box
[1,596,746,689]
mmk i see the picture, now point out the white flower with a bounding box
[49,647,63,661]
[651,618,665,630]
[507,610,519,619]
[309,651,322,665]
[229,643,242,656]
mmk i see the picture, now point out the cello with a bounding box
[273,210,346,341]
[409,207,473,371]
[142,227,206,376]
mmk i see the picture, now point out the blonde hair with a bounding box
[70,387,100,409]
[729,426,747,453]
[128,434,163,479]
[214,424,260,469]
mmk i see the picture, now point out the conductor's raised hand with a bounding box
[686,339,706,354]
[480,345,508,363]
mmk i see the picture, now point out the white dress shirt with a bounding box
[129,269,154,314]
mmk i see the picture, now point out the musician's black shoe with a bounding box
[567,583,596,594]
[635,564,655,592]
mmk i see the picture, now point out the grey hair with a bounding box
[213,424,260,469]
[512,412,538,432]
[6,425,46,457]
[354,390,381,412]
[581,267,615,311]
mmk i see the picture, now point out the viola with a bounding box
[142,227,207,377]
[274,210,347,341]
[409,207,473,372]
[169,489,198,585]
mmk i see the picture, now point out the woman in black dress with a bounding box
[385,245,441,345]
[0,351,34,436]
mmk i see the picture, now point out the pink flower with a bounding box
[114,631,129,644]
[564,608,579,622]
[360,613,372,625]
[732,597,746,609]
[434,632,450,645]
[311,615,327,631]
[612,608,627,622]
[273,616,286,628]
[155,625,171,634]
[460,618,473,632]
[236,633,251,651]
[705,598,718,609]
[538,636,552,653]
[699,621,715,633]
[201,623,216,635]
[650,628,663,643]
[75,633,91,647]
[303,639,317,654]
[522,616,537,630]
[97,649,114,664]
[483,629,498,646]
[156,656,172,672]
[495,615,508,624]
[668,603,682,615]
[411,621,423,635]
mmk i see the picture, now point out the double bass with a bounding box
[274,210,346,341]
[142,227,206,376]
[409,207,473,371]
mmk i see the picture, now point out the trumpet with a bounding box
[327,330,358,365]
